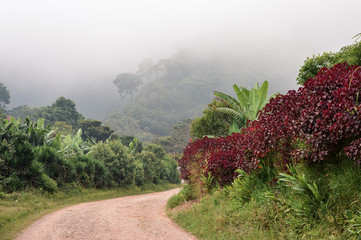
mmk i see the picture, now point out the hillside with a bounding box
[104,51,246,141]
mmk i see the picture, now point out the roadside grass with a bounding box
[168,157,361,239]
[0,183,181,240]
[167,184,198,209]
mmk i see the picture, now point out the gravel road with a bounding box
[15,188,196,240]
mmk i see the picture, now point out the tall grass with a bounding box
[169,157,361,239]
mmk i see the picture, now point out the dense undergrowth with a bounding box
[0,118,180,193]
[171,62,361,239]
[170,157,361,239]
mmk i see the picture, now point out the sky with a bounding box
[0,0,360,118]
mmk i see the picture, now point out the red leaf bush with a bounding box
[179,63,361,186]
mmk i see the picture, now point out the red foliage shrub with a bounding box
[178,137,221,181]
[179,63,361,186]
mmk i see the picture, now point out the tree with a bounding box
[118,135,143,153]
[0,107,6,119]
[297,41,361,85]
[6,105,39,121]
[0,82,10,108]
[214,81,277,131]
[169,119,192,154]
[37,97,84,128]
[78,119,114,141]
[190,99,232,139]
[113,73,143,100]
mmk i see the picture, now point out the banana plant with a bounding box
[128,137,139,155]
[61,129,90,157]
[214,81,278,132]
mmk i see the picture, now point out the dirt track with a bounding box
[15,188,196,240]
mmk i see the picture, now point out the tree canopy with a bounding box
[190,99,232,139]
[297,41,361,85]
[0,82,10,108]
[37,97,84,128]
[78,119,114,141]
[113,73,143,100]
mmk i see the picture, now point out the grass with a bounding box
[167,184,198,209]
[168,157,361,239]
[0,183,181,240]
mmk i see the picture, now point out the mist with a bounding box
[0,0,360,119]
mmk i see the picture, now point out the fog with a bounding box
[0,0,360,119]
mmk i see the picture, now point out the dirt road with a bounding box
[15,188,196,240]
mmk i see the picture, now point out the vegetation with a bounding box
[104,51,241,141]
[0,82,10,109]
[214,80,278,133]
[190,99,232,139]
[78,119,114,141]
[297,41,361,85]
[36,96,85,128]
[171,53,361,238]
[0,117,180,193]
[6,105,39,121]
[0,80,182,238]
[114,73,143,100]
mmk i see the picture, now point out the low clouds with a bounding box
[0,0,360,118]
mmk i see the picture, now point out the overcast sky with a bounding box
[0,0,360,118]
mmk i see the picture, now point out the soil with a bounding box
[15,188,196,240]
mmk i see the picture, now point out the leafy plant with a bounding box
[347,210,361,237]
[200,171,218,194]
[279,165,324,218]
[214,81,278,128]
[226,169,253,204]
[297,41,361,85]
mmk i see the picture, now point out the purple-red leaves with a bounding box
[179,63,361,186]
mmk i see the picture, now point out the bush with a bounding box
[40,174,58,193]
[2,173,27,192]
[91,141,135,186]
[34,145,72,182]
[180,63,361,186]
[134,161,145,186]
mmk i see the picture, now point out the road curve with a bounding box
[15,188,196,240]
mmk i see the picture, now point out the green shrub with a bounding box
[34,145,73,183]
[40,174,58,193]
[28,160,45,187]
[137,151,160,184]
[144,144,166,159]
[3,173,27,192]
[279,164,324,219]
[91,141,135,187]
[226,169,253,204]
[134,161,145,186]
